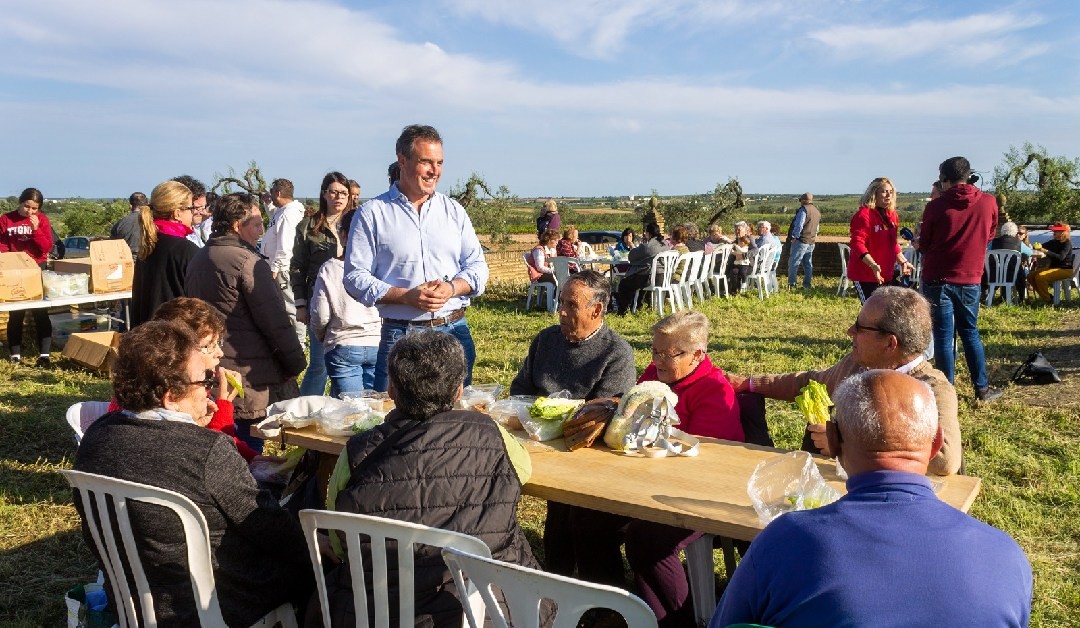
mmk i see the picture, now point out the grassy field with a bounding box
[1,277,1078,626]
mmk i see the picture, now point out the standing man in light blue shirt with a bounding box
[344,124,488,391]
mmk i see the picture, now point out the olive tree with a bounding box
[992,143,1080,223]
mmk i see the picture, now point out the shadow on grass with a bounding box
[0,528,97,626]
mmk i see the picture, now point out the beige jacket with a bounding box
[751,352,961,476]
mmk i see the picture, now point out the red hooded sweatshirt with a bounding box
[0,210,54,264]
[919,183,998,284]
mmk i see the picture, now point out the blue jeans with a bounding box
[298,327,329,396]
[921,283,988,391]
[373,317,476,392]
[787,241,815,288]
[325,344,378,398]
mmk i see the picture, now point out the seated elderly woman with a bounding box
[323,330,542,626]
[624,311,744,626]
[73,320,313,627]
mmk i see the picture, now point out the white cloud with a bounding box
[808,12,1047,64]
[437,0,790,59]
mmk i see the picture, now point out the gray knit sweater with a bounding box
[509,324,637,399]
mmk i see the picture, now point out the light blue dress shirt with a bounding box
[344,184,488,321]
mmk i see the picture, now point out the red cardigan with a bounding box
[847,205,901,283]
[639,355,744,441]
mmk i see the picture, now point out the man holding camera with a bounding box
[919,156,1002,403]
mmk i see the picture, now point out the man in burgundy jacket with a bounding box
[919,156,1002,402]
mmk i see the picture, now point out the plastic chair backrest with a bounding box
[61,469,224,627]
[648,250,680,288]
[550,257,574,287]
[838,243,850,276]
[442,547,658,628]
[66,401,113,444]
[578,241,595,258]
[675,251,702,286]
[985,249,1022,286]
[697,251,715,285]
[748,244,773,277]
[299,509,491,628]
[712,245,732,277]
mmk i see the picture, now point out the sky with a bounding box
[1,0,1078,199]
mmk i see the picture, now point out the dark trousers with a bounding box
[625,521,702,628]
[6,307,52,354]
[543,502,629,587]
[615,273,651,314]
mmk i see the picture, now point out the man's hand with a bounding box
[727,373,750,393]
[296,306,309,325]
[28,214,39,230]
[410,280,452,312]
[807,423,832,456]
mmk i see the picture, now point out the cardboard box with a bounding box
[0,251,44,302]
[62,331,121,372]
[53,240,134,294]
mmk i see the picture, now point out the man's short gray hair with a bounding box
[651,311,709,353]
[563,270,610,314]
[833,370,938,451]
[1000,222,1019,237]
[757,220,771,231]
[870,286,932,357]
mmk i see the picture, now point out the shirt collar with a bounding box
[895,355,924,374]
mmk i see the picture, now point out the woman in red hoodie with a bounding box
[0,188,54,365]
[848,177,914,302]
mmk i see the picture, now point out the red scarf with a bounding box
[154,219,194,237]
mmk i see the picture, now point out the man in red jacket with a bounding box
[919,156,1002,402]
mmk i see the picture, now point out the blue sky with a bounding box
[1,0,1078,199]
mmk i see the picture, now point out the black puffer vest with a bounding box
[329,410,538,627]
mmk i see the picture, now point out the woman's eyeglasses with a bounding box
[187,372,219,392]
[650,348,687,362]
[198,339,224,354]
[325,189,349,198]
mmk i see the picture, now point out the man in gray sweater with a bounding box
[510,270,637,584]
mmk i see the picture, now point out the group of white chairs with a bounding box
[61,402,658,627]
[62,470,658,627]
[630,242,785,316]
[980,248,1079,307]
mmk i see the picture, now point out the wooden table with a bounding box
[271,425,981,541]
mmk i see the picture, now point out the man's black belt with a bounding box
[384,308,466,328]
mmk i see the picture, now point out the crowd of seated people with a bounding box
[67,167,1037,627]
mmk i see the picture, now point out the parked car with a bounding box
[578,230,623,246]
[62,236,106,259]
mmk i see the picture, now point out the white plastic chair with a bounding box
[709,244,732,298]
[745,244,778,299]
[577,241,595,259]
[61,469,298,628]
[633,250,681,316]
[764,244,783,294]
[837,243,852,297]
[549,257,575,303]
[441,547,658,628]
[674,251,702,308]
[984,249,1022,306]
[1051,251,1080,306]
[693,251,714,301]
[523,253,556,312]
[903,246,922,289]
[299,509,490,628]
[65,401,114,444]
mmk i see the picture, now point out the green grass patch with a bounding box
[2,278,1078,624]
